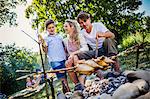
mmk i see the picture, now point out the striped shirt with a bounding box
[44,34,66,62]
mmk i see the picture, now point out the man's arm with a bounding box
[96,31,115,39]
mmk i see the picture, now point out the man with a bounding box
[76,11,120,73]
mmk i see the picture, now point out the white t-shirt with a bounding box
[81,22,109,49]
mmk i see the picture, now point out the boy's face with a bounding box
[47,23,55,35]
[78,18,91,33]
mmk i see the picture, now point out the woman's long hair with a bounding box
[65,19,81,49]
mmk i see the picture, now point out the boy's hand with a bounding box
[38,34,47,48]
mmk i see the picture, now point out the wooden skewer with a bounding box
[16,74,34,81]
[16,67,77,80]
[95,37,99,58]
[45,66,77,73]
[16,70,32,73]
[16,66,77,74]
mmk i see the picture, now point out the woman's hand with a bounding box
[68,53,74,59]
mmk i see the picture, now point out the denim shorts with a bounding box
[50,60,67,79]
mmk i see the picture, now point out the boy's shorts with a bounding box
[50,60,67,79]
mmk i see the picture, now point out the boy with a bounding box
[42,19,70,93]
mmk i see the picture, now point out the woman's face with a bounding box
[64,22,74,34]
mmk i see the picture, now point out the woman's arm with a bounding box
[79,33,89,51]
[68,34,89,58]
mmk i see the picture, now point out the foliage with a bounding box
[118,16,150,69]
[119,46,150,70]
[25,0,144,42]
[0,0,26,27]
[0,43,39,95]
[120,16,150,50]
[121,32,150,48]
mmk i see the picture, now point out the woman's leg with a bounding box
[65,58,79,84]
[73,55,86,85]
[61,78,71,93]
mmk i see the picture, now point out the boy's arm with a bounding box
[62,41,68,55]
[42,46,48,53]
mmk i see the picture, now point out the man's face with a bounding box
[47,23,55,35]
[78,18,91,32]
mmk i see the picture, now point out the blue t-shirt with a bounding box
[44,34,66,62]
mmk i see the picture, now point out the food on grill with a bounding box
[75,64,95,75]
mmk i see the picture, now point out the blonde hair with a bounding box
[65,19,81,49]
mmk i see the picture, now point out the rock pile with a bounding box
[58,70,150,99]
[83,72,128,98]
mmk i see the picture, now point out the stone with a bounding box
[132,79,149,94]
[112,83,140,99]
[136,92,150,99]
[127,70,150,84]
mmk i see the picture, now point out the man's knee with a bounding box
[103,38,118,56]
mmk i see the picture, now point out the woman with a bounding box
[63,19,89,87]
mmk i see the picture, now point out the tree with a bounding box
[120,16,150,51]
[0,0,26,27]
[0,43,39,95]
[25,0,144,43]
